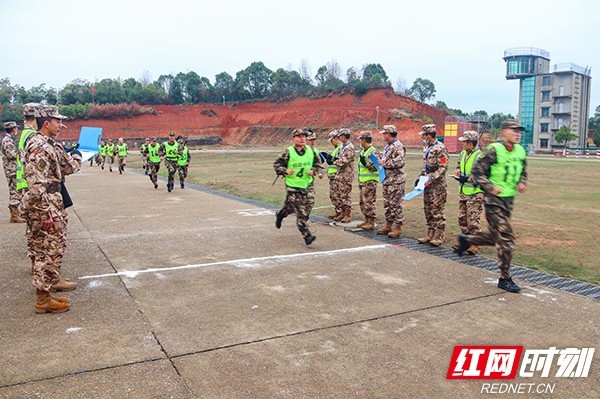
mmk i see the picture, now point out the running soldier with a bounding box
[159,131,179,192]
[273,129,318,245]
[140,138,150,175]
[332,128,355,223]
[1,121,25,222]
[457,120,528,293]
[98,140,106,169]
[115,137,128,174]
[452,131,484,254]
[21,105,81,313]
[144,137,161,189]
[417,124,448,246]
[376,125,406,238]
[356,131,379,230]
[104,139,115,172]
[176,138,190,189]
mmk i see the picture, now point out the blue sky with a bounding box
[1,0,597,115]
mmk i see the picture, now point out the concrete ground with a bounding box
[0,164,598,399]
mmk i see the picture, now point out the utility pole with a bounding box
[376,105,380,128]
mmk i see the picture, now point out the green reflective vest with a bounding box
[177,146,189,166]
[147,144,161,163]
[140,144,147,155]
[327,145,341,175]
[106,144,115,156]
[459,149,484,195]
[285,145,314,189]
[163,141,179,160]
[488,142,526,197]
[358,146,379,183]
[16,128,37,191]
[99,144,106,156]
[116,143,127,156]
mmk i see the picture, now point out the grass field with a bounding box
[126,148,600,285]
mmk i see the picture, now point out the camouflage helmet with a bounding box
[23,102,41,118]
[458,131,479,142]
[379,125,397,134]
[328,129,340,140]
[418,124,437,135]
[358,131,372,139]
[3,121,18,129]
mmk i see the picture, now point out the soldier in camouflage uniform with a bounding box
[332,128,355,223]
[158,131,179,192]
[2,121,26,222]
[143,137,161,189]
[115,137,128,174]
[21,105,82,313]
[457,120,528,293]
[140,138,150,175]
[273,129,319,245]
[176,138,190,189]
[452,131,484,255]
[417,124,448,246]
[323,130,342,220]
[376,125,406,238]
[306,129,324,215]
[104,138,115,172]
[356,131,379,230]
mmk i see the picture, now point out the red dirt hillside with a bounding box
[59,88,447,148]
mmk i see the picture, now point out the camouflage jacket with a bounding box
[1,133,18,178]
[333,141,355,181]
[53,141,82,182]
[379,139,406,185]
[421,140,448,184]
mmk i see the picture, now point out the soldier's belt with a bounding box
[46,184,61,194]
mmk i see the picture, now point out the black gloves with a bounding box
[359,155,366,166]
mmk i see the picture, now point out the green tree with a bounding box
[235,61,273,99]
[362,63,389,83]
[435,101,450,113]
[409,78,436,102]
[554,125,578,150]
[0,78,13,104]
[588,105,600,146]
[214,72,235,103]
[60,79,93,105]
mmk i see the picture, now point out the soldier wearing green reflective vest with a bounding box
[115,137,128,174]
[356,131,379,230]
[16,103,41,192]
[273,128,319,245]
[143,137,161,189]
[98,140,106,169]
[104,139,115,172]
[322,130,342,220]
[452,131,484,255]
[176,138,190,189]
[158,131,179,192]
[457,120,528,293]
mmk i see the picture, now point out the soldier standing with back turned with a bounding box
[457,120,528,293]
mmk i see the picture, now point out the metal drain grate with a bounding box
[155,176,600,301]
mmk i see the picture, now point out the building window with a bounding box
[557,118,563,129]
[542,76,551,86]
[540,138,549,148]
[541,107,550,117]
[541,91,551,102]
[558,102,564,112]
[540,123,549,132]
[559,86,564,96]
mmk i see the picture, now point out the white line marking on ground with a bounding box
[80,244,389,280]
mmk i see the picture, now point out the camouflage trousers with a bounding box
[457,192,484,235]
[5,175,22,211]
[117,155,127,170]
[100,154,106,167]
[359,181,377,219]
[28,210,68,292]
[149,161,161,184]
[335,178,353,213]
[469,197,515,279]
[382,182,405,224]
[178,165,188,184]
[328,176,342,215]
[165,159,178,186]
[279,188,314,238]
[104,155,114,170]
[423,182,447,241]
[142,155,149,173]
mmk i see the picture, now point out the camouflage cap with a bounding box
[168,130,176,136]
[418,124,437,135]
[458,130,479,142]
[306,131,317,140]
[501,119,525,131]
[358,130,372,139]
[23,102,41,117]
[328,129,340,140]
[145,137,150,141]
[3,121,18,129]
[291,128,307,137]
[39,105,68,120]
[379,125,397,134]
[339,128,351,136]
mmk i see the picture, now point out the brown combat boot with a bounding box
[332,212,344,221]
[361,217,375,230]
[9,209,26,223]
[340,210,352,223]
[357,219,368,228]
[429,231,444,247]
[51,294,69,303]
[35,290,70,314]
[328,211,341,219]
[417,229,434,244]
[466,245,479,255]
[388,224,403,238]
[50,278,77,292]
[377,222,393,235]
